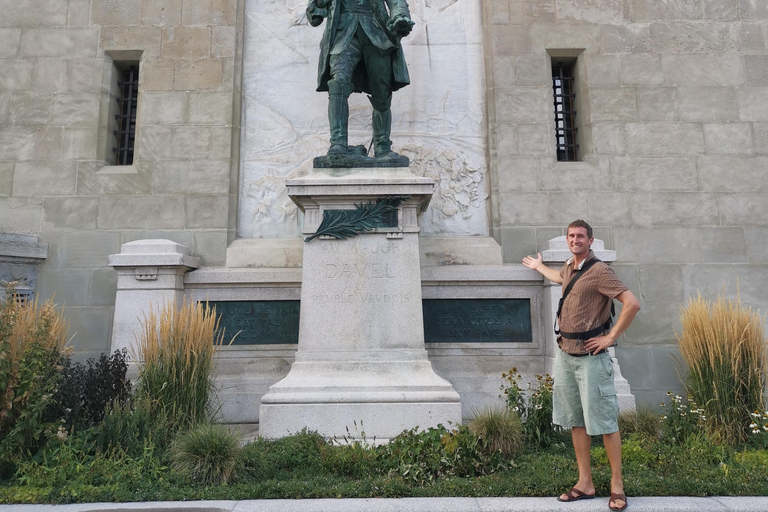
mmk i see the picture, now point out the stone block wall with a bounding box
[0,0,243,359]
[486,0,768,405]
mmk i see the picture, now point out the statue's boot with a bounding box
[372,108,397,159]
[328,80,353,155]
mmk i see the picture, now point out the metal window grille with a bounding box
[552,63,578,161]
[113,66,139,165]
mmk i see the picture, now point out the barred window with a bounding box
[552,60,578,162]
[113,66,139,166]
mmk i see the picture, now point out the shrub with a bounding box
[676,293,767,444]
[170,423,241,485]
[49,350,131,431]
[500,369,560,447]
[618,405,661,440]
[134,299,224,430]
[468,407,524,458]
[378,424,509,484]
[14,430,166,497]
[0,290,70,466]
[240,428,325,477]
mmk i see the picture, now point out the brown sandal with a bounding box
[609,492,628,511]
[557,487,596,502]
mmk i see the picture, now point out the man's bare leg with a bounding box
[604,430,625,509]
[560,426,596,499]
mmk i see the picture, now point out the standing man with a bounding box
[523,220,640,512]
[306,0,414,160]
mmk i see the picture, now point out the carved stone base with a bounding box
[258,167,462,440]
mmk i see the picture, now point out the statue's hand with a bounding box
[306,0,328,26]
[387,15,414,38]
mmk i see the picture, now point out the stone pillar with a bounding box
[541,236,636,412]
[259,167,463,441]
[108,240,199,358]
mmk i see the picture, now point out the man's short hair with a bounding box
[567,219,593,239]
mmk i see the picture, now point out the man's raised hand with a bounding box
[522,252,543,271]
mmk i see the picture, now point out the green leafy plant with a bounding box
[240,428,325,479]
[170,423,241,485]
[659,392,707,444]
[378,424,509,485]
[134,299,224,431]
[468,407,525,457]
[500,369,560,447]
[93,397,173,459]
[14,430,167,500]
[676,293,767,444]
[305,195,409,242]
[0,289,70,468]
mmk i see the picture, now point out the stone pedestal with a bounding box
[108,240,199,358]
[258,167,462,441]
[541,236,636,412]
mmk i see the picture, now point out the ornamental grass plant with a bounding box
[134,299,224,431]
[676,292,767,444]
[468,407,524,458]
[170,423,241,485]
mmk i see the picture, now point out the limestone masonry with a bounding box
[1,0,767,424]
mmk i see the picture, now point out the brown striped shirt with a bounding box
[557,250,628,355]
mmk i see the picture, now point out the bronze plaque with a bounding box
[423,299,532,343]
[208,301,300,345]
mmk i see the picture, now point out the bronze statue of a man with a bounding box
[307,0,414,163]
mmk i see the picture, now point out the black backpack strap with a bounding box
[554,258,601,335]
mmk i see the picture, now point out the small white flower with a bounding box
[751,412,761,418]
[752,429,760,435]
[750,423,757,429]
[535,404,543,410]
[56,426,67,442]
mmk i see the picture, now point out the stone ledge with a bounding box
[0,233,48,262]
[108,239,199,268]
[421,264,542,283]
[185,266,303,285]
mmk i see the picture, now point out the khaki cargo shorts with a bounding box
[552,350,619,436]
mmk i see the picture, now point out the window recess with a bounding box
[552,60,579,162]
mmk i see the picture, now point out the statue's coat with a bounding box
[307,0,411,94]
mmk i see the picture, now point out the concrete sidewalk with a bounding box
[2,497,768,512]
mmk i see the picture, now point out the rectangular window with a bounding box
[552,60,578,162]
[113,65,139,166]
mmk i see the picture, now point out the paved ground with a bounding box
[2,497,768,512]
